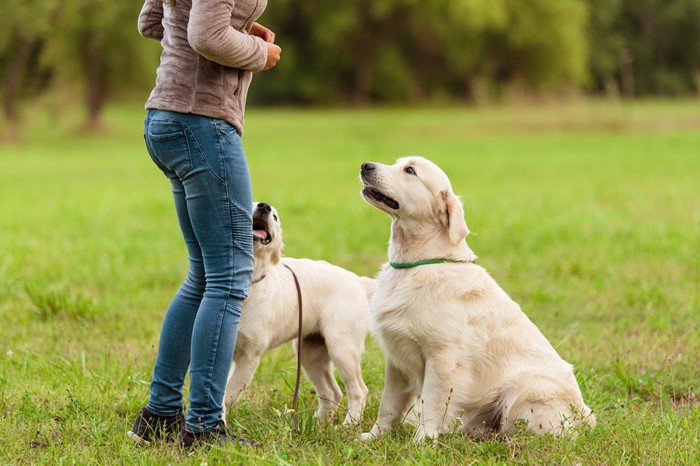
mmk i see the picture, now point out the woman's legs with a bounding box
[146,177,205,418]
[143,110,254,432]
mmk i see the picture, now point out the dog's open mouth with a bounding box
[362,185,399,210]
[252,219,272,244]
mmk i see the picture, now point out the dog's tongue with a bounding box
[253,230,268,241]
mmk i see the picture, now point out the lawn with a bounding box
[0,100,698,464]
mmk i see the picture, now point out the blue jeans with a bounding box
[142,110,253,432]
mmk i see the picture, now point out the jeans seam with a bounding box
[179,119,227,184]
[217,123,252,287]
[222,142,235,296]
[200,159,235,429]
[206,119,230,183]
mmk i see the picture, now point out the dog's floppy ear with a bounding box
[437,190,469,244]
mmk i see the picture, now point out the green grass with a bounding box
[1,99,699,464]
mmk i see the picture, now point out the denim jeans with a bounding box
[142,109,253,432]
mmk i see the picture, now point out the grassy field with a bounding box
[0,100,698,464]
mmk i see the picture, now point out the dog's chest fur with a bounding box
[368,268,467,383]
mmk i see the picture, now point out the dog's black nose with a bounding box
[361,162,375,173]
[257,202,272,214]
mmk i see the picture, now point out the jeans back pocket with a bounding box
[145,120,193,179]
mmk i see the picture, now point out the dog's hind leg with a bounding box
[326,339,368,425]
[298,335,342,424]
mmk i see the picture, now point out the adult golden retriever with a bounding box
[223,202,373,425]
[359,156,595,442]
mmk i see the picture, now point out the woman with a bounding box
[127,0,281,448]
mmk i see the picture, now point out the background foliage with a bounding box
[1,0,700,133]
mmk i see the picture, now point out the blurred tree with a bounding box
[40,0,157,129]
[407,0,588,102]
[617,0,700,96]
[0,0,58,138]
[250,0,589,104]
[584,0,625,96]
[584,0,700,96]
[252,0,419,105]
[1,0,699,136]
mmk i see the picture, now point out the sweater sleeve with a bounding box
[188,0,268,72]
[138,0,164,40]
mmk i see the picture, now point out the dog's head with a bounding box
[360,156,469,245]
[252,202,283,265]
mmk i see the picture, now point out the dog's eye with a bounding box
[273,214,278,221]
[404,166,416,175]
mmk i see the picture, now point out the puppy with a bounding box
[359,156,595,442]
[224,202,373,425]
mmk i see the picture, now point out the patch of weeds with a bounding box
[502,425,537,461]
[613,358,697,409]
[24,285,103,321]
[614,360,657,401]
[668,385,697,411]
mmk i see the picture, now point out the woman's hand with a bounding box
[264,43,281,70]
[250,22,280,70]
[250,22,275,43]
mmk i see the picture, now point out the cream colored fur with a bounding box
[223,203,373,425]
[359,156,595,442]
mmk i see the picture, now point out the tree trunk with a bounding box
[83,31,104,131]
[2,36,37,139]
[353,1,374,105]
[620,49,635,98]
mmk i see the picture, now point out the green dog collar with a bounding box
[389,258,473,269]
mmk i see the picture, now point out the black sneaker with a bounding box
[127,407,185,445]
[178,420,261,449]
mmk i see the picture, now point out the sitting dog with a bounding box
[223,202,373,425]
[358,156,595,442]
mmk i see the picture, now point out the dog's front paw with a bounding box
[359,423,385,441]
[359,432,377,442]
[315,409,336,425]
[412,428,439,445]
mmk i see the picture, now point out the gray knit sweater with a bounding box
[138,0,268,134]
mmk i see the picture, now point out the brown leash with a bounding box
[283,263,303,432]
